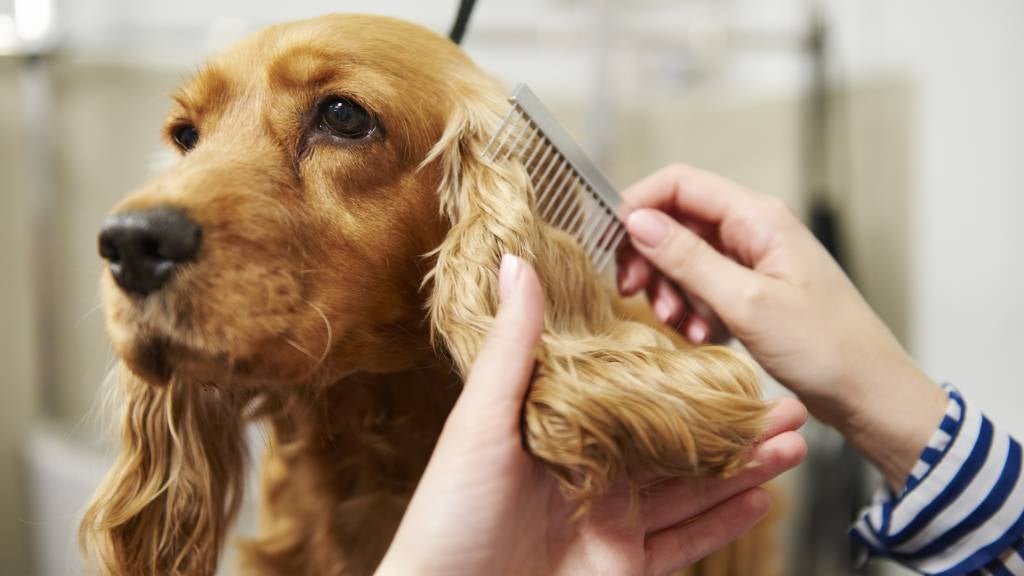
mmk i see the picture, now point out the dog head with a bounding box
[83,15,509,575]
[97,14,502,389]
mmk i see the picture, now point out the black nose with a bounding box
[98,207,202,296]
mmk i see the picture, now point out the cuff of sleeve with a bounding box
[850,384,1024,575]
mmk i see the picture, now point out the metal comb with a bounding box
[483,83,626,274]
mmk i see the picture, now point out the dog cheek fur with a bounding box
[425,84,769,504]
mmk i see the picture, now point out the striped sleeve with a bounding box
[850,384,1024,575]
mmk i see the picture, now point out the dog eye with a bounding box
[172,124,199,152]
[318,97,375,139]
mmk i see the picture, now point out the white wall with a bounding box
[827,0,1024,437]
[824,5,1024,571]
[0,60,39,576]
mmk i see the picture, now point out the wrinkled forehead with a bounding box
[172,15,466,125]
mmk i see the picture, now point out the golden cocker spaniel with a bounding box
[82,14,774,576]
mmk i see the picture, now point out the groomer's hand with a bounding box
[618,163,947,488]
[376,255,807,576]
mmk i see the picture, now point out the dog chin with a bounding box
[120,336,230,387]
[120,333,326,389]
[121,337,178,386]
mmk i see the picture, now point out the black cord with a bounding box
[449,0,478,45]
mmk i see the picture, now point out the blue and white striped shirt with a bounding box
[851,385,1024,575]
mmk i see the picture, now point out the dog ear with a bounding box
[80,366,249,575]
[424,90,769,502]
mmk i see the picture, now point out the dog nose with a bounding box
[98,207,203,296]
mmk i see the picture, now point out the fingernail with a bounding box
[499,254,522,302]
[617,267,629,293]
[655,299,673,323]
[618,265,634,293]
[688,322,707,344]
[627,209,668,248]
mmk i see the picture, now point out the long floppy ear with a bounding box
[80,366,249,576]
[425,88,769,501]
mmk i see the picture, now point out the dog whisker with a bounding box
[73,302,104,329]
[77,353,121,441]
[305,299,333,374]
[283,338,317,360]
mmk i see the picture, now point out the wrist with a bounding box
[831,352,947,490]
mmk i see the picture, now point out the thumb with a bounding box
[459,254,544,407]
[626,208,762,319]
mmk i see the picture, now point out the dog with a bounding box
[81,14,775,575]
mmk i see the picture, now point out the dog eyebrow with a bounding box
[267,46,341,92]
[172,66,233,117]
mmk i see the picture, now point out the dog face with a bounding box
[99,15,480,388]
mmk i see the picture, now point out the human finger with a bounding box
[617,245,653,295]
[759,397,808,439]
[456,255,544,419]
[626,208,770,319]
[641,431,805,533]
[643,488,772,576]
[641,398,805,530]
[649,275,688,327]
[678,294,726,344]
[621,163,756,223]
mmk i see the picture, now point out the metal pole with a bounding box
[6,0,59,419]
[585,0,613,169]
[19,54,57,417]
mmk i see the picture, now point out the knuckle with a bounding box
[663,230,705,273]
[666,162,690,177]
[782,434,809,465]
[669,528,699,564]
[668,162,698,188]
[742,281,769,305]
[763,196,794,223]
[746,487,773,514]
[731,280,770,325]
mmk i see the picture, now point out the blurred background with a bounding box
[1,0,1022,574]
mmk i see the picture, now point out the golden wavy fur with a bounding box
[81,14,774,576]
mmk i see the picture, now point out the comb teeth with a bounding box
[484,84,626,274]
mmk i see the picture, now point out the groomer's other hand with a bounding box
[376,255,807,576]
[617,163,947,488]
